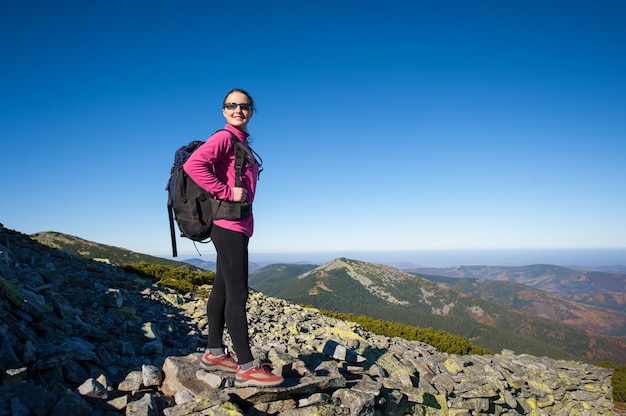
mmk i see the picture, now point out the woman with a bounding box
[183,88,283,387]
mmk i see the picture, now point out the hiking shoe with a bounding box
[200,351,238,372]
[235,361,284,387]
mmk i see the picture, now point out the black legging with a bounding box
[207,225,253,365]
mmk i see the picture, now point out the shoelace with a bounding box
[243,361,273,374]
[256,363,273,373]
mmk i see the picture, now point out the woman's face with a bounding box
[222,91,253,131]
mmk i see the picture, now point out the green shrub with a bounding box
[595,362,626,403]
[320,310,491,355]
[122,262,214,295]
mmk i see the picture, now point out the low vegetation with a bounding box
[122,262,214,295]
[320,310,491,355]
[595,362,626,403]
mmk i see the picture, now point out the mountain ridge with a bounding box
[30,231,195,269]
[407,264,626,295]
[27,230,626,364]
[408,264,626,315]
[251,258,626,365]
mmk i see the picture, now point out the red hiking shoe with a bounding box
[235,361,284,387]
[200,351,238,372]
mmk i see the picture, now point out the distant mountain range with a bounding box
[415,273,626,337]
[407,265,626,314]
[30,231,626,365]
[183,258,216,271]
[250,258,626,365]
[183,258,270,272]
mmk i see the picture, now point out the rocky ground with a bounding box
[0,224,616,415]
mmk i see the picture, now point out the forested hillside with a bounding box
[417,273,626,337]
[250,259,626,364]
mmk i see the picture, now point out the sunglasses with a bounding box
[223,102,253,111]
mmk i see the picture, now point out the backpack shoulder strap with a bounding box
[215,129,250,187]
[231,136,246,188]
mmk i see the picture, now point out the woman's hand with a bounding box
[232,187,247,202]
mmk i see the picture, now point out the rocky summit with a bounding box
[0,224,616,415]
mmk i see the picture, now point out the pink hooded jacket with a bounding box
[183,124,259,238]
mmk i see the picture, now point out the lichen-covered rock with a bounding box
[0,225,618,415]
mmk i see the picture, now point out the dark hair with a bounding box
[223,88,255,112]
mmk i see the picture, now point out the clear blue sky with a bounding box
[2,1,625,260]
